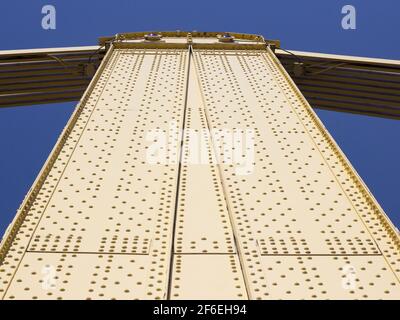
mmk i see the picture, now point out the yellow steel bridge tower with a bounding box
[0,31,399,300]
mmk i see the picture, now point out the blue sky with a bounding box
[0,0,399,234]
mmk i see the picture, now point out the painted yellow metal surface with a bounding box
[0,46,103,108]
[0,33,399,300]
[277,48,400,119]
[0,46,189,300]
[192,47,400,299]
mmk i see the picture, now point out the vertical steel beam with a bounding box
[1,33,399,299]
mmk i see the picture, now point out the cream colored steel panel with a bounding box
[257,236,380,255]
[170,254,247,299]
[26,51,164,255]
[260,256,399,299]
[0,47,189,300]
[174,60,236,254]
[192,48,400,299]
[4,252,150,300]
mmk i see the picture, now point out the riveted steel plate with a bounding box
[260,256,400,299]
[4,252,150,300]
[170,254,247,299]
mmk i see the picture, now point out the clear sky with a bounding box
[0,0,399,235]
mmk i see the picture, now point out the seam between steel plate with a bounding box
[23,251,150,256]
[192,50,264,299]
[1,47,189,299]
[138,48,189,299]
[190,51,251,299]
[166,46,192,299]
[168,48,248,299]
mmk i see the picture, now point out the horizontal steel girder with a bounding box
[1,39,399,120]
